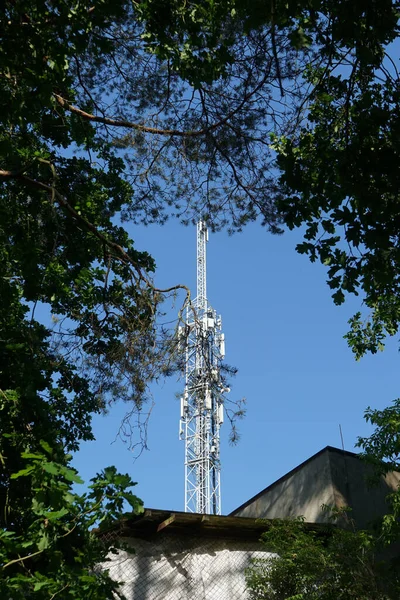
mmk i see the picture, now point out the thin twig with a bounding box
[49,584,70,600]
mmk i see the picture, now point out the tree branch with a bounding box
[2,548,44,570]
[54,75,273,139]
[49,584,70,600]
[0,169,190,302]
[270,1,284,97]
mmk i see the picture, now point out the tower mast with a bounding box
[179,220,226,514]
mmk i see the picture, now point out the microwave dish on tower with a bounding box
[178,220,227,515]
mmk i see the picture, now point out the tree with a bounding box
[357,398,400,544]
[246,515,400,600]
[0,1,181,596]
[0,450,143,599]
[272,20,400,357]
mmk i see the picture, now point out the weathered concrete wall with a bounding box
[232,448,400,528]
[104,534,271,600]
[233,450,336,523]
[329,451,400,529]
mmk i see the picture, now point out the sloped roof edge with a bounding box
[229,445,359,516]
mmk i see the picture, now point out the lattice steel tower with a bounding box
[178,220,227,515]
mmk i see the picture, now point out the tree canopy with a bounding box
[275,43,400,358]
[3,0,400,358]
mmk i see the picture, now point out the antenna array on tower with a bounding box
[178,221,227,515]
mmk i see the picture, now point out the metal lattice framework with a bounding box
[179,221,227,514]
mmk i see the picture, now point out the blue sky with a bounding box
[74,219,399,515]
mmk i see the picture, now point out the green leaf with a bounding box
[33,581,50,591]
[43,507,69,520]
[37,534,50,551]
[40,440,53,455]
[332,289,345,305]
[10,466,35,479]
[42,461,60,475]
[59,465,84,484]
[21,451,44,459]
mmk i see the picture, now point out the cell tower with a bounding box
[179,220,227,515]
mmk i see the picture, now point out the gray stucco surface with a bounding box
[232,447,400,528]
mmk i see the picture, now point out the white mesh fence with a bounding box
[100,531,270,600]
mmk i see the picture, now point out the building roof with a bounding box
[99,507,324,542]
[230,445,356,516]
[98,446,399,542]
[230,445,400,529]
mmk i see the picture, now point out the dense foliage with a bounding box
[273,12,400,357]
[1,1,175,596]
[246,515,400,600]
[0,451,142,599]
